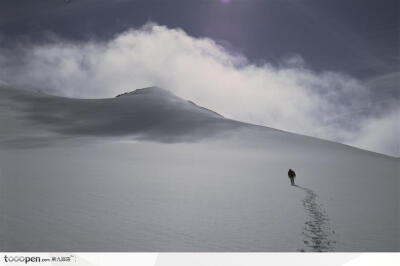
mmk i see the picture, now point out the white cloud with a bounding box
[0,23,398,157]
[349,109,399,157]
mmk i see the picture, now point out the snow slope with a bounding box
[0,84,398,251]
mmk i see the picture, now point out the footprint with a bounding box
[296,185,335,252]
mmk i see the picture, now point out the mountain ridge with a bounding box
[0,84,397,159]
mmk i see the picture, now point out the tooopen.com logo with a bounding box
[3,255,41,264]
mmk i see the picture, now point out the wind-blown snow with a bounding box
[0,85,398,251]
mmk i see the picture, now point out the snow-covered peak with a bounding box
[115,86,174,98]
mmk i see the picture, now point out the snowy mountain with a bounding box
[0,84,398,251]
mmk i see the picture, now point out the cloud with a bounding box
[349,109,399,157]
[0,23,398,157]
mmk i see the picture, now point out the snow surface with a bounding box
[0,84,398,251]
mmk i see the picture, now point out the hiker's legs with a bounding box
[290,177,294,185]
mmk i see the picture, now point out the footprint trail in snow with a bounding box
[295,185,336,252]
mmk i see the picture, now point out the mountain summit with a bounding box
[116,86,174,98]
[0,84,239,143]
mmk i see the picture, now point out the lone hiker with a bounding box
[288,169,296,185]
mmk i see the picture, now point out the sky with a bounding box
[0,0,398,157]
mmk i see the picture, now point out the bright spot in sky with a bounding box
[221,0,231,4]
